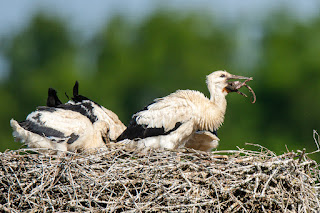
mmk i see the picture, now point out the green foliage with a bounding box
[1,10,319,162]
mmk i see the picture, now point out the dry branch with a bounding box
[0,144,319,212]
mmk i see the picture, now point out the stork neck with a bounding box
[209,84,227,108]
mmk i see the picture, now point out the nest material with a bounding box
[0,144,319,212]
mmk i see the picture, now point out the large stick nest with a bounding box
[0,144,319,212]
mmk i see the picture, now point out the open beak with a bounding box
[225,75,256,103]
[227,74,252,81]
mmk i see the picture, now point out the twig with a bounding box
[313,130,320,150]
[0,145,318,212]
[298,148,306,163]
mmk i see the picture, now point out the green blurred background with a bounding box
[0,1,319,162]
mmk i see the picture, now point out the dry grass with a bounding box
[0,143,319,212]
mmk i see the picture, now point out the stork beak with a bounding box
[224,74,256,103]
[227,74,252,80]
[225,74,252,94]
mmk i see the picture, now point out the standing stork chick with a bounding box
[117,70,252,151]
[10,82,126,152]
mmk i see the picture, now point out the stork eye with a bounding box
[220,74,226,78]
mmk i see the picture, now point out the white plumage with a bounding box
[185,131,219,151]
[10,108,96,151]
[10,82,126,152]
[117,70,251,151]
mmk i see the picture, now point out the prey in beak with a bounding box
[225,75,256,103]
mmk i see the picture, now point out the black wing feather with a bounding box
[116,116,182,141]
[56,103,98,123]
[47,88,62,107]
[19,119,80,144]
[19,120,65,138]
[71,81,101,107]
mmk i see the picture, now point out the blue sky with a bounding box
[0,0,319,39]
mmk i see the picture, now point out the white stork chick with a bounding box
[116,70,252,151]
[10,82,126,152]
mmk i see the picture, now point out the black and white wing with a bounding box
[117,90,196,141]
[10,106,96,151]
[61,81,126,141]
[11,81,126,151]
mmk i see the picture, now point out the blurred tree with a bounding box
[1,13,79,150]
[221,14,320,163]
[254,12,320,157]
[4,13,79,112]
[92,11,237,123]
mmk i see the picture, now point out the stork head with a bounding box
[206,70,252,97]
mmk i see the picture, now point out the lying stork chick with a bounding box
[117,70,253,151]
[10,81,126,152]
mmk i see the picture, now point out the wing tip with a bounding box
[47,87,62,107]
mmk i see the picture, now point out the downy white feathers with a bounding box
[117,70,252,151]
